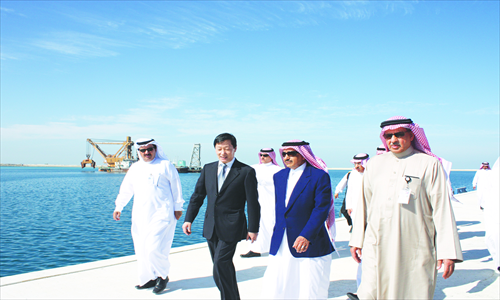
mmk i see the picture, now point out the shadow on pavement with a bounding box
[458,230,485,240]
[462,248,491,260]
[328,279,357,299]
[456,220,480,227]
[434,268,499,300]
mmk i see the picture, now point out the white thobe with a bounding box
[261,163,332,299]
[115,157,184,285]
[247,162,281,253]
[335,169,363,224]
[482,158,500,270]
[335,170,364,287]
[473,169,492,208]
[350,147,463,299]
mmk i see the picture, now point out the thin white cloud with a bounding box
[3,95,453,147]
[32,31,128,57]
[4,95,493,167]
[0,7,14,12]
[0,53,18,60]
[5,1,418,58]
[1,96,188,141]
[381,0,416,15]
[1,6,26,17]
[463,107,500,116]
[1,96,339,142]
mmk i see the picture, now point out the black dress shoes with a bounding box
[135,279,156,289]
[347,292,359,300]
[152,276,169,294]
[240,251,261,258]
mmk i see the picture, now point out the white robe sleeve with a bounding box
[166,162,185,211]
[428,160,463,261]
[349,171,370,248]
[440,158,461,203]
[335,173,349,194]
[472,171,479,188]
[115,170,135,212]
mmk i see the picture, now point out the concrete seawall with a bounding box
[1,191,498,299]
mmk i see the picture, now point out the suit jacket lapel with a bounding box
[211,162,219,194]
[286,165,311,213]
[219,159,240,193]
[275,168,290,211]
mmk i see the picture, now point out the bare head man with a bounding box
[214,133,237,164]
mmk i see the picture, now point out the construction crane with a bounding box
[81,136,136,171]
[188,143,202,173]
[81,154,96,169]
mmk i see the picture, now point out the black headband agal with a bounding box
[137,139,155,145]
[380,118,413,128]
[353,154,369,160]
[377,147,386,151]
[260,148,274,153]
[281,141,309,147]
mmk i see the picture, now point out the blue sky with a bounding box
[1,1,499,169]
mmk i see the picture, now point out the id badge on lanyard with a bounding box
[398,176,412,204]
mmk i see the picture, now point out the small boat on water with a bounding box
[176,166,189,173]
[174,160,189,173]
[99,159,137,173]
[188,167,202,173]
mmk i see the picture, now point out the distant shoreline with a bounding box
[0,164,476,171]
[1,164,81,168]
[327,167,476,171]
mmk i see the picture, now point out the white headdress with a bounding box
[135,138,169,162]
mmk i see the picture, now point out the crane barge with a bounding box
[81,136,137,172]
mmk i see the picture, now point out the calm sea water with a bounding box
[0,166,475,277]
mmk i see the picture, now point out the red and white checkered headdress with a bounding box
[379,116,439,160]
[259,148,280,166]
[479,162,491,170]
[376,144,388,155]
[279,140,328,172]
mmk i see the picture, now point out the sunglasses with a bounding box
[260,154,269,157]
[282,151,299,157]
[138,147,156,153]
[383,131,408,139]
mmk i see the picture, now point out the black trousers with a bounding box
[207,230,240,300]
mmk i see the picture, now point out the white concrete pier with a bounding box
[1,191,498,299]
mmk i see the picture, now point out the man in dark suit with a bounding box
[261,140,334,299]
[182,133,260,300]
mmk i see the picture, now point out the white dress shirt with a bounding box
[285,162,306,206]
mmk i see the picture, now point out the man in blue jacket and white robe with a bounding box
[261,140,334,299]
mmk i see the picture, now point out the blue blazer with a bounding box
[270,164,334,258]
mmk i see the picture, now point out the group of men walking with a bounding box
[110,115,496,299]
